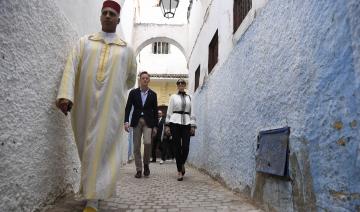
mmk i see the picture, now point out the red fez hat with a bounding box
[102,0,121,14]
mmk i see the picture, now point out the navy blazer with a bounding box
[124,88,158,128]
[155,117,165,140]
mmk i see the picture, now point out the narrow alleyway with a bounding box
[43,161,263,212]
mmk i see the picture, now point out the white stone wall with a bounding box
[55,0,102,36]
[56,0,134,43]
[0,1,81,211]
[187,0,360,211]
[1,0,133,211]
[186,0,267,95]
[120,0,136,44]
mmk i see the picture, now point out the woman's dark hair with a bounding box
[176,79,186,85]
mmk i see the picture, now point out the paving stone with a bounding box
[42,162,262,211]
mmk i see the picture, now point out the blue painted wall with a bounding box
[188,0,360,211]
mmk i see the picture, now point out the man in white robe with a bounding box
[56,1,136,211]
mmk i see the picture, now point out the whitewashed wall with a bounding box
[0,1,80,211]
[187,0,360,211]
[0,0,134,211]
[56,0,134,42]
[187,0,267,94]
[120,0,136,44]
[55,0,102,36]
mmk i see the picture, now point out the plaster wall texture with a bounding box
[55,0,102,36]
[187,0,360,211]
[187,0,228,78]
[186,0,266,94]
[120,0,136,44]
[0,1,81,211]
[1,0,132,211]
[55,0,134,43]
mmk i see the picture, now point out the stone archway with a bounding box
[135,37,189,106]
[132,23,189,105]
[134,36,186,59]
[132,23,188,60]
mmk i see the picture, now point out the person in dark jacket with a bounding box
[125,71,158,178]
[151,110,165,163]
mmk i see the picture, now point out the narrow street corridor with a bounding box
[3,0,359,211]
[43,161,263,212]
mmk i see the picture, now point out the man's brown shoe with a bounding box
[135,171,142,178]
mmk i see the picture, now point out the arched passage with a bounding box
[135,37,187,60]
[135,38,188,107]
[132,23,188,60]
[132,23,189,106]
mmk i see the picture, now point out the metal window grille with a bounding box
[152,42,169,54]
[152,43,157,54]
[157,42,162,54]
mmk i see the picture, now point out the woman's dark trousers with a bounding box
[171,124,191,172]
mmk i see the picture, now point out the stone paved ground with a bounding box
[43,161,263,212]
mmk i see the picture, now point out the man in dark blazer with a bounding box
[151,110,165,163]
[124,71,158,178]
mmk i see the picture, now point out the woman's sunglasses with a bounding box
[177,81,186,85]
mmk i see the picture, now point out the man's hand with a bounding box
[190,126,196,135]
[57,98,71,116]
[124,122,130,132]
[152,127,157,138]
[165,126,171,136]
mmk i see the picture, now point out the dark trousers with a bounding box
[171,124,191,172]
[161,137,174,161]
[151,137,161,161]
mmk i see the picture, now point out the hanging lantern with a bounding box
[160,0,179,18]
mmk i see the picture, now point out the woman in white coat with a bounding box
[165,79,196,181]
